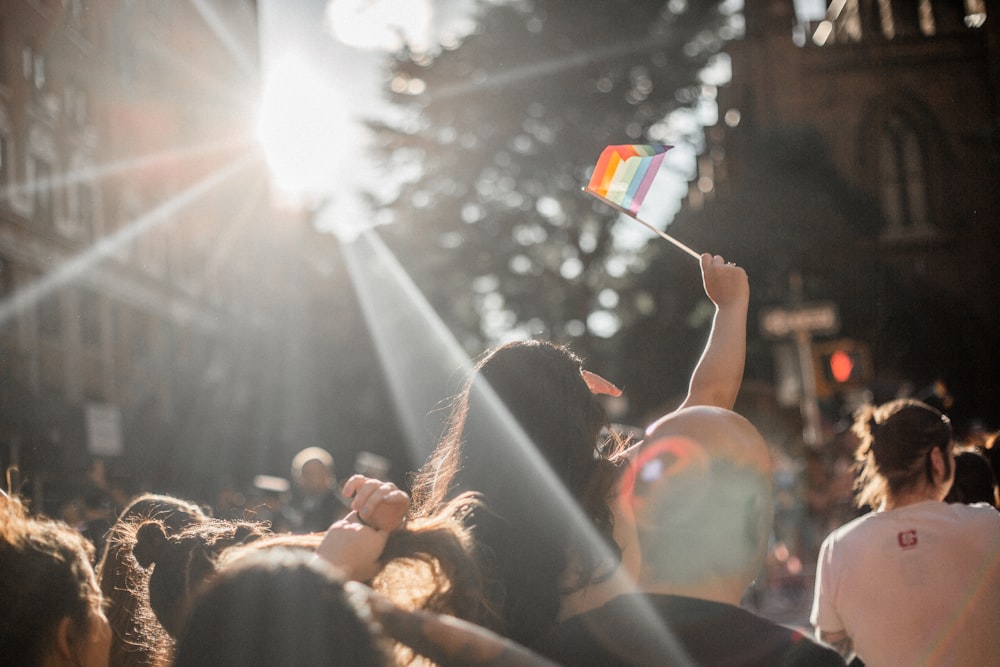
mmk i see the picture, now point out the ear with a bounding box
[929,446,951,489]
[581,370,622,397]
[53,615,77,662]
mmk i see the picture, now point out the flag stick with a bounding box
[582,188,701,261]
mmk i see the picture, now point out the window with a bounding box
[32,157,54,226]
[37,291,64,394]
[0,257,14,337]
[33,53,45,89]
[0,135,7,195]
[79,289,102,347]
[78,287,106,400]
[877,113,931,238]
[37,293,62,339]
[22,47,33,82]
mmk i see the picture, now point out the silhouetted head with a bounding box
[172,547,388,667]
[95,493,209,667]
[620,407,773,601]
[408,339,628,643]
[291,446,336,494]
[944,448,999,507]
[131,517,270,638]
[1,492,111,667]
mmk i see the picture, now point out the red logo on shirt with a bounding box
[898,530,918,549]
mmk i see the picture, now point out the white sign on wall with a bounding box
[85,403,123,457]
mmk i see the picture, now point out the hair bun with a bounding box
[133,521,169,569]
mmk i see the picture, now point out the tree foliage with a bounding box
[366,0,735,366]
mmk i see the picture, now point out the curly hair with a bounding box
[95,493,209,667]
[852,398,953,510]
[1,492,102,666]
[130,517,271,639]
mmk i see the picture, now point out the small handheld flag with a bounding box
[583,144,700,260]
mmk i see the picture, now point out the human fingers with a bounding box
[357,484,409,531]
[348,478,386,511]
[342,474,376,499]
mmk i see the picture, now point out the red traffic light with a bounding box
[829,349,856,383]
[812,339,872,396]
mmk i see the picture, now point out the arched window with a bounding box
[875,111,933,239]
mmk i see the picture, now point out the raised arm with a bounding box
[675,253,748,413]
[314,476,410,581]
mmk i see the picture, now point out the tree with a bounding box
[365,0,736,367]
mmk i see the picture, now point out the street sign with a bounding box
[759,301,840,339]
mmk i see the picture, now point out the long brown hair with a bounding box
[408,340,628,643]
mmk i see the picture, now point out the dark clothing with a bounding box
[295,490,350,533]
[532,593,845,667]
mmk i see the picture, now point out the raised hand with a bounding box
[315,518,386,582]
[341,474,410,532]
[701,253,748,308]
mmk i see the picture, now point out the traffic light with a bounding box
[813,339,872,397]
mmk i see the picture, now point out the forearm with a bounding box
[679,299,747,410]
[376,603,560,667]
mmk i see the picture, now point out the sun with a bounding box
[256,52,351,200]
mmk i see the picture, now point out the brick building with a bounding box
[0,1,376,514]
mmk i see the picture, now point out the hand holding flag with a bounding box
[583,144,700,260]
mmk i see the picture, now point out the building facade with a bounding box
[0,0,359,514]
[674,0,997,431]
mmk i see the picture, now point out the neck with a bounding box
[558,562,638,620]
[880,485,945,511]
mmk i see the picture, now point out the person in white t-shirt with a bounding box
[810,399,1000,667]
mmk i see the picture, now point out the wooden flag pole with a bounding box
[582,188,701,260]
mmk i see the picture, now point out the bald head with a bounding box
[621,407,773,600]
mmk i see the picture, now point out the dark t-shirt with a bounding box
[532,593,845,667]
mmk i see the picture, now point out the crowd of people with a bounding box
[3,253,999,666]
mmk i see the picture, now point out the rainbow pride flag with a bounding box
[585,144,671,216]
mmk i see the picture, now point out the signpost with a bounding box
[760,301,840,448]
[759,301,840,340]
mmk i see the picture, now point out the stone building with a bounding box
[672,0,998,431]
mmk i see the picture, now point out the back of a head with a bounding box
[464,340,611,498]
[96,493,208,667]
[0,492,102,666]
[623,407,773,593]
[172,547,387,667]
[427,340,622,642]
[944,448,999,507]
[291,446,335,486]
[131,517,271,638]
[852,398,953,509]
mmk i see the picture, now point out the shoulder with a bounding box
[902,501,1000,535]
[726,610,846,666]
[946,501,1000,521]
[818,511,875,550]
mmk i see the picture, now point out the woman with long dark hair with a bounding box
[407,253,748,643]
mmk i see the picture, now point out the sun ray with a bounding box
[336,224,686,659]
[0,136,251,204]
[0,153,257,329]
[190,0,259,78]
[424,35,673,103]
